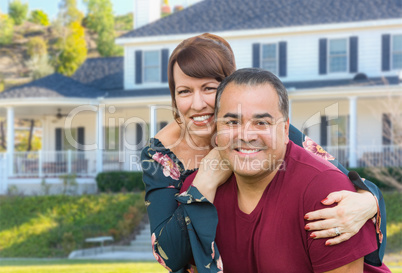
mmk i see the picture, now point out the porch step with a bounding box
[69,223,154,260]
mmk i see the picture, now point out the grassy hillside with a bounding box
[0,193,146,258]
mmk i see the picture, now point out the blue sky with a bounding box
[0,0,186,19]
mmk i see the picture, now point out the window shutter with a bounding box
[159,121,168,131]
[278,41,287,77]
[135,50,143,84]
[382,34,391,71]
[161,49,169,83]
[382,113,392,145]
[55,128,62,151]
[77,127,85,150]
[319,39,327,75]
[320,116,327,147]
[349,36,358,73]
[136,123,143,147]
[252,43,261,68]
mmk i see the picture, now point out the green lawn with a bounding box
[0,260,167,273]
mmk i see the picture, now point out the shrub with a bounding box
[25,54,55,80]
[96,171,144,192]
[29,9,49,26]
[26,37,48,58]
[8,0,28,25]
[0,13,14,45]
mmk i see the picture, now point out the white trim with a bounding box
[348,96,357,168]
[116,19,402,46]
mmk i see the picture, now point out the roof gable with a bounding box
[120,0,402,39]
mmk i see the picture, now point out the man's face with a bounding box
[216,82,289,179]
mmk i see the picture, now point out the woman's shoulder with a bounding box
[155,121,182,147]
[141,122,181,159]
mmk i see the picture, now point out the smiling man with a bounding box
[181,68,389,273]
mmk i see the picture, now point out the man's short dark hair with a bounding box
[215,68,289,120]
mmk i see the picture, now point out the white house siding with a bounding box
[226,26,402,82]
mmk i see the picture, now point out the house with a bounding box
[0,0,401,194]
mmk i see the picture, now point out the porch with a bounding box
[0,150,142,195]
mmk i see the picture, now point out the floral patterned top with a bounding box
[141,125,386,273]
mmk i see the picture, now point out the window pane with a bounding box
[329,39,347,55]
[393,35,402,69]
[144,51,159,66]
[262,44,277,74]
[144,67,160,82]
[393,35,402,51]
[63,128,77,151]
[330,56,347,72]
[262,61,277,74]
[329,39,347,72]
[105,127,119,151]
[262,44,276,59]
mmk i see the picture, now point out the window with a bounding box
[63,128,78,151]
[105,126,122,151]
[261,44,277,75]
[327,116,348,146]
[143,51,160,83]
[329,39,347,73]
[392,34,402,70]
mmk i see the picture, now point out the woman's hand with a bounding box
[192,148,232,203]
[304,189,377,246]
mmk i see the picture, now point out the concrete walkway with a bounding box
[69,223,155,261]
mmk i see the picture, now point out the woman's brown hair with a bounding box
[168,33,236,120]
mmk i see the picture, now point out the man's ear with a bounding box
[284,119,290,144]
[215,134,218,146]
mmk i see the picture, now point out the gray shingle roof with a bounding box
[0,73,105,99]
[72,57,123,91]
[120,0,402,39]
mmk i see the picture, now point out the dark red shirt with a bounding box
[182,141,385,272]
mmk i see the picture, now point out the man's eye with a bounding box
[257,121,270,126]
[226,120,239,125]
[205,87,217,91]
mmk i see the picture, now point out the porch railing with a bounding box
[322,145,402,168]
[10,150,142,178]
[3,145,401,178]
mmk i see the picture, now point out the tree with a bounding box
[84,0,122,56]
[29,10,50,26]
[0,12,14,45]
[55,21,87,76]
[8,0,28,25]
[58,0,84,26]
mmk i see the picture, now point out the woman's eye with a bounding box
[177,90,190,95]
[205,87,217,91]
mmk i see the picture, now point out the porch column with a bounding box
[348,96,357,168]
[7,107,14,176]
[150,105,157,138]
[96,104,105,174]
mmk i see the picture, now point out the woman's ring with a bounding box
[334,227,341,236]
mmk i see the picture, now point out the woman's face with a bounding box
[173,62,219,137]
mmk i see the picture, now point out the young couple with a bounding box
[142,33,389,272]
